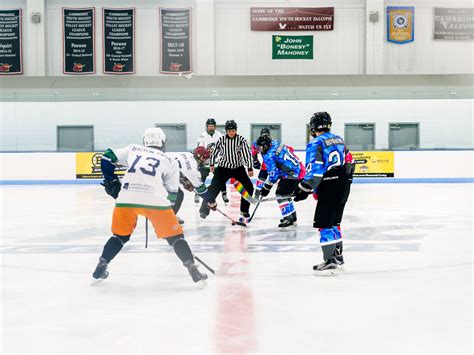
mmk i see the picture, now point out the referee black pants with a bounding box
[199,166,254,216]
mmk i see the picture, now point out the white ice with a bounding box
[0,183,472,354]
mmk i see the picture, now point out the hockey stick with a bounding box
[145,218,149,248]
[215,207,247,227]
[257,195,293,203]
[247,199,261,223]
[194,256,216,275]
[231,178,259,204]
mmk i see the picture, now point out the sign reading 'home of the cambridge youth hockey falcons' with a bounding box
[251,7,334,31]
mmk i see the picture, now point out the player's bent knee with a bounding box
[165,234,184,246]
[113,234,130,245]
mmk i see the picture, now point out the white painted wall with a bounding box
[0,151,472,181]
[0,99,472,151]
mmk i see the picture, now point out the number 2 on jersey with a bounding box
[127,155,161,176]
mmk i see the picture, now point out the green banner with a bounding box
[272,35,313,59]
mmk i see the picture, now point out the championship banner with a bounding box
[76,152,126,179]
[434,8,474,41]
[387,6,414,44]
[160,8,191,74]
[272,35,313,59]
[63,8,95,74]
[352,152,394,178]
[0,9,22,75]
[251,7,334,31]
[103,8,135,74]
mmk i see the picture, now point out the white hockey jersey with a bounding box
[111,144,179,208]
[196,130,222,168]
[167,152,204,190]
[196,130,222,155]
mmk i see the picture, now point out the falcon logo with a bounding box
[112,63,125,72]
[0,63,12,72]
[73,63,86,72]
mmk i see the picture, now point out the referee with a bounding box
[199,120,254,219]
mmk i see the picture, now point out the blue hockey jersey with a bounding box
[303,132,346,191]
[261,140,304,184]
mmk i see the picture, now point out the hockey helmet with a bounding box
[256,135,272,154]
[260,127,271,137]
[206,118,216,126]
[225,120,237,131]
[143,127,166,150]
[309,112,332,132]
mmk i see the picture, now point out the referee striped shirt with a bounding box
[210,134,252,169]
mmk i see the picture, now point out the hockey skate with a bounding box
[176,216,185,224]
[184,260,208,288]
[194,193,200,203]
[222,191,229,203]
[313,258,339,276]
[278,217,296,230]
[335,244,345,271]
[279,212,297,226]
[92,257,109,280]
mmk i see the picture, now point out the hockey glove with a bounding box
[252,157,261,170]
[260,183,273,197]
[101,177,121,199]
[293,182,312,202]
[179,174,194,192]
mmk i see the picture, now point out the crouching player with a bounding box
[255,135,305,229]
[93,127,208,286]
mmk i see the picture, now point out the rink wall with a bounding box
[0,151,472,184]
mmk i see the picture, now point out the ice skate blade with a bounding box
[196,279,208,289]
[91,277,106,286]
[313,268,338,276]
[279,226,296,231]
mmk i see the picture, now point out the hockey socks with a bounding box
[166,235,193,264]
[101,235,130,262]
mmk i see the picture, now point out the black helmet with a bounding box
[260,127,271,137]
[256,135,272,154]
[206,118,216,126]
[225,120,237,130]
[309,112,332,132]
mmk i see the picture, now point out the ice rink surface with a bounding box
[0,183,472,354]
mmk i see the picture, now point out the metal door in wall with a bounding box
[344,124,375,151]
[157,124,187,152]
[389,123,419,150]
[251,124,281,143]
[57,126,94,152]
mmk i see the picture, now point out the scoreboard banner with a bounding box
[160,8,192,74]
[0,9,22,75]
[352,151,394,178]
[76,152,126,179]
[103,8,135,74]
[63,7,95,74]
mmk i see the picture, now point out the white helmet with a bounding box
[143,127,166,150]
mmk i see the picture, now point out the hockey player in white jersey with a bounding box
[92,127,208,286]
[167,146,218,224]
[195,118,229,203]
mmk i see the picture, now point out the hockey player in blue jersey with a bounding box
[293,112,351,275]
[256,135,305,229]
[252,127,271,198]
